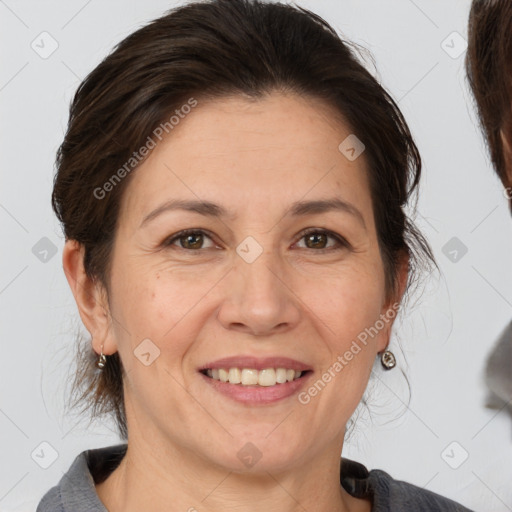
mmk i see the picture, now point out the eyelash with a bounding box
[163,228,350,253]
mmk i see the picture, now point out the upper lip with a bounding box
[198,356,313,372]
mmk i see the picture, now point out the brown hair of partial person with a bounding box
[52,0,435,441]
[466,0,512,201]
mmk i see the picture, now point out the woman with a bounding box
[37,0,473,510]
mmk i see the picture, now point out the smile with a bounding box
[199,367,313,405]
[200,367,310,386]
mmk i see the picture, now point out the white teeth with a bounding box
[276,368,287,383]
[241,368,259,385]
[205,367,305,386]
[258,368,276,386]
[228,368,241,384]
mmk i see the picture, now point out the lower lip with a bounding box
[199,371,313,405]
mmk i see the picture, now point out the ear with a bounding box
[62,239,117,355]
[377,250,409,353]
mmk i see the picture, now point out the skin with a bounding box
[63,92,408,512]
[499,129,512,196]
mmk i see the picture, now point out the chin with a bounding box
[210,432,307,474]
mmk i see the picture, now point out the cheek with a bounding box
[308,275,382,397]
[112,267,215,360]
[312,267,385,339]
[305,266,385,400]
[111,271,197,401]
[112,266,175,332]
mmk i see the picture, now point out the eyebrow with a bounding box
[139,197,366,229]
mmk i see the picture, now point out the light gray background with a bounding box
[1,0,511,511]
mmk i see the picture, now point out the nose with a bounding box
[216,244,302,337]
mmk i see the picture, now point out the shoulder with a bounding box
[368,467,475,511]
[36,486,65,512]
[340,458,475,512]
[36,443,127,512]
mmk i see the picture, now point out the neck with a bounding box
[95,433,369,512]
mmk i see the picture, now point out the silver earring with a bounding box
[96,343,107,369]
[380,350,396,370]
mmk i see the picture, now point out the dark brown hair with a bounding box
[466,0,512,196]
[53,0,434,440]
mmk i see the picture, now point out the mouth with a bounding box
[199,368,313,405]
[199,367,313,386]
[197,357,314,405]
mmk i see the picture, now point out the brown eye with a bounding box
[179,233,204,250]
[164,228,349,253]
[305,232,328,249]
[296,229,349,251]
[165,229,216,250]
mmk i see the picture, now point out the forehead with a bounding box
[119,92,372,226]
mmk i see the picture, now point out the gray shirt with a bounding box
[36,443,475,511]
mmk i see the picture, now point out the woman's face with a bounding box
[96,92,403,471]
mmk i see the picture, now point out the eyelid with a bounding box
[163,227,350,251]
[294,227,351,251]
[163,228,219,250]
